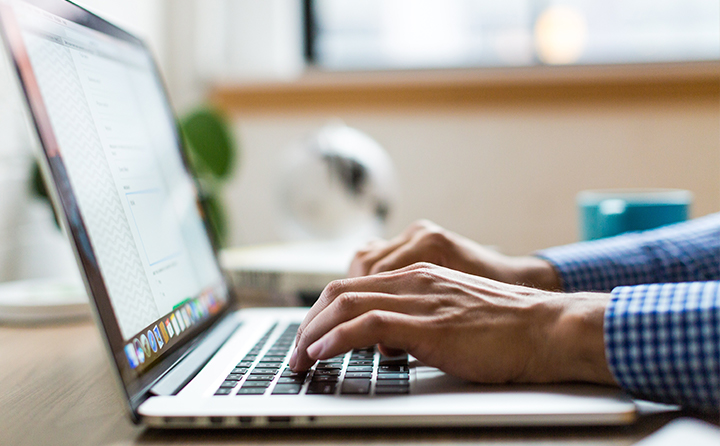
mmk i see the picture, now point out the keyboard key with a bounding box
[266,348,290,354]
[214,387,233,395]
[257,361,283,368]
[245,375,275,381]
[236,388,265,395]
[219,380,239,388]
[226,374,244,381]
[377,372,409,380]
[231,367,249,374]
[341,379,371,394]
[348,359,373,366]
[307,382,337,395]
[281,370,306,378]
[379,365,408,372]
[252,368,278,375]
[315,363,342,370]
[375,379,409,387]
[379,354,408,366]
[346,366,373,372]
[236,361,254,368]
[310,374,339,382]
[241,381,271,388]
[353,347,374,353]
[278,376,305,384]
[272,384,302,395]
[375,385,409,395]
[320,357,344,363]
[344,372,372,379]
[313,369,341,377]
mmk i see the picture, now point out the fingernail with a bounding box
[307,339,324,359]
[288,347,298,369]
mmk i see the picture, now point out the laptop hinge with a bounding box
[149,315,242,396]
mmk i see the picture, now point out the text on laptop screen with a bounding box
[8,1,228,372]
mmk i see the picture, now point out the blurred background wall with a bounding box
[158,0,719,255]
[221,96,719,255]
[0,0,718,277]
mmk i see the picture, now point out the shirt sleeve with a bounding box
[535,212,720,292]
[605,281,720,412]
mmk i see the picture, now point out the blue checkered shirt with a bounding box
[537,212,720,412]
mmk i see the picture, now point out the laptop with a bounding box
[0,0,637,428]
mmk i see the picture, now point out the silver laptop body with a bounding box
[0,0,636,428]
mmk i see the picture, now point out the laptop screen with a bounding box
[0,0,230,385]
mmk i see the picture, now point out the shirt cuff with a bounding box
[604,281,720,412]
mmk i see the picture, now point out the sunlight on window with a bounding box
[381,0,468,67]
[311,0,720,70]
[534,5,588,65]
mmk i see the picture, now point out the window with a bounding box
[308,0,720,70]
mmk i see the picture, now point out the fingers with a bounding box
[348,234,411,278]
[377,344,406,357]
[305,310,419,362]
[292,289,433,370]
[349,220,435,277]
[295,273,404,344]
[366,239,442,276]
[291,262,448,371]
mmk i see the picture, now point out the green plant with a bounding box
[179,106,237,247]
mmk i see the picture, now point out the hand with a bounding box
[349,220,562,291]
[290,263,616,386]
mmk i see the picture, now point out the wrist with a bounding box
[510,256,563,291]
[542,292,617,385]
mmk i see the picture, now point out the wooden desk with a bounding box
[0,321,714,446]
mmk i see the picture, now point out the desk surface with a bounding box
[0,320,715,446]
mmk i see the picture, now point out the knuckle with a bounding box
[335,292,361,312]
[363,310,388,332]
[422,228,449,246]
[411,261,437,272]
[323,278,350,299]
[295,325,308,346]
[406,262,440,284]
[355,239,383,255]
[369,260,391,274]
[353,247,373,258]
[357,258,374,273]
[409,219,426,231]
[413,219,434,229]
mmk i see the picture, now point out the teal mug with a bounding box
[577,189,692,241]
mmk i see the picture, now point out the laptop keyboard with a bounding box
[214,323,410,396]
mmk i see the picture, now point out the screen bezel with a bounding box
[0,0,234,417]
